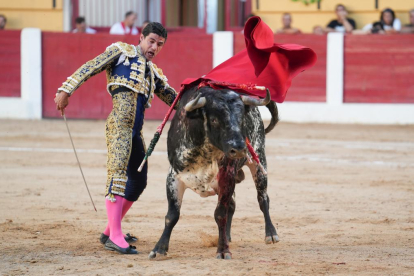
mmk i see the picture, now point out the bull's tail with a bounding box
[265,101,279,134]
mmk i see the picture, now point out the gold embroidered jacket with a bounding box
[57,42,178,108]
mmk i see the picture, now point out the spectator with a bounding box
[362,8,401,34]
[72,17,96,34]
[110,11,139,35]
[326,4,356,33]
[313,25,325,35]
[401,9,414,34]
[0,14,6,30]
[142,20,150,30]
[275,13,301,34]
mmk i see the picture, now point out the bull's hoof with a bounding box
[216,252,232,260]
[265,235,280,244]
[148,250,168,260]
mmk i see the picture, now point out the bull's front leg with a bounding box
[247,148,279,244]
[215,160,236,259]
[149,168,185,259]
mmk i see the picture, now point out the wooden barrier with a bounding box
[0,30,21,97]
[3,30,414,121]
[344,35,414,104]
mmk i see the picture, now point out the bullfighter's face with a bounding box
[139,33,165,61]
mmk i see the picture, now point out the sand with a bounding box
[0,119,413,275]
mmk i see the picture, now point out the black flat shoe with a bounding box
[100,233,138,245]
[104,239,138,254]
[100,233,109,245]
[125,233,138,243]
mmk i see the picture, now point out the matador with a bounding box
[54,22,177,254]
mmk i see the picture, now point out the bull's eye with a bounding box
[210,118,219,126]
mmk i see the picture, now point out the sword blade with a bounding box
[63,114,97,212]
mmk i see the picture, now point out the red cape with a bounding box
[181,16,317,103]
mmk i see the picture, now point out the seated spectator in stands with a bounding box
[110,11,139,35]
[275,13,301,34]
[0,14,6,30]
[72,17,96,34]
[353,21,385,35]
[326,4,356,33]
[313,25,325,35]
[362,8,401,34]
[401,9,414,33]
[142,20,150,30]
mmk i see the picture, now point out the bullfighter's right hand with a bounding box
[54,92,69,116]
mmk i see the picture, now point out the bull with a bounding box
[149,85,279,260]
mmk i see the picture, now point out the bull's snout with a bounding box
[228,144,247,159]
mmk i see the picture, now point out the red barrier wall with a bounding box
[344,35,414,103]
[42,32,212,119]
[234,33,327,102]
[0,30,21,97]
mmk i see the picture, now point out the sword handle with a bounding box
[138,157,147,172]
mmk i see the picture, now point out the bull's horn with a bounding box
[241,88,271,106]
[184,94,206,112]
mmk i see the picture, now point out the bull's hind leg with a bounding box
[149,169,185,259]
[215,161,236,259]
[247,152,279,244]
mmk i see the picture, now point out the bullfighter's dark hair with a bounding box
[381,8,396,26]
[142,22,168,42]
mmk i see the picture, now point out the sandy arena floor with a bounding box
[0,118,413,275]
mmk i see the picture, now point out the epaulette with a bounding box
[106,42,138,58]
[149,62,168,82]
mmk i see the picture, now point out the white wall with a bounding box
[0,28,42,120]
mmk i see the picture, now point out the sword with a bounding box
[62,110,97,212]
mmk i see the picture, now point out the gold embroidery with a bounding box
[150,61,178,107]
[131,62,139,71]
[58,44,122,95]
[150,62,168,82]
[130,71,140,81]
[115,42,138,57]
[105,91,139,199]
[110,84,120,91]
[58,41,177,110]
[156,91,175,105]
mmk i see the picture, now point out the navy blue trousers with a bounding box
[125,93,148,202]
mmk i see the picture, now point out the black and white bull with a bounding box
[149,86,279,260]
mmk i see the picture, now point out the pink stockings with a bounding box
[104,196,134,248]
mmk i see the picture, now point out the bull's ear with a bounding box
[186,109,203,119]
